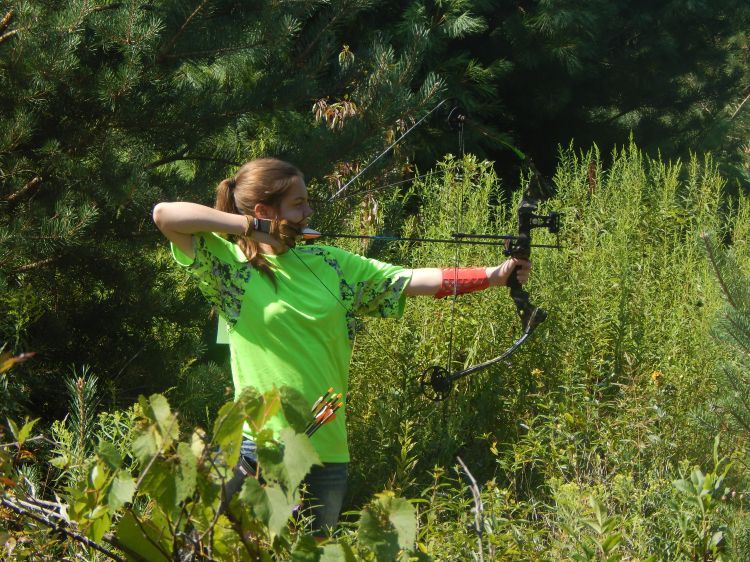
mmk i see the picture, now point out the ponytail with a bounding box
[215,177,277,287]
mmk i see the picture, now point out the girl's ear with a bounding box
[253,202,275,219]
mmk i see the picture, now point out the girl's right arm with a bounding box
[152,202,246,259]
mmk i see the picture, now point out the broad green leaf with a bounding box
[208,512,248,558]
[238,475,271,522]
[146,394,179,443]
[175,442,197,503]
[116,512,171,562]
[108,471,136,513]
[358,492,417,559]
[237,476,292,537]
[280,428,319,492]
[50,453,70,469]
[6,419,18,441]
[383,496,416,549]
[248,388,281,433]
[358,506,400,561]
[88,511,111,543]
[321,542,358,562]
[140,460,177,514]
[583,519,603,535]
[16,417,39,445]
[280,386,311,433]
[196,472,222,508]
[673,479,695,495]
[291,534,322,560]
[601,533,622,553]
[132,427,159,464]
[257,443,285,485]
[98,441,122,470]
[89,462,109,491]
[213,399,246,468]
[266,484,295,537]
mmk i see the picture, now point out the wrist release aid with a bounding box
[434,267,489,299]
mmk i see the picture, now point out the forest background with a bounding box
[3,0,750,560]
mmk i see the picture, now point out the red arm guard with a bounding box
[434,267,490,299]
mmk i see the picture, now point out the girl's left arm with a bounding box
[404,258,531,297]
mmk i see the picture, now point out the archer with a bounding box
[152,157,531,536]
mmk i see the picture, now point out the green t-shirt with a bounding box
[171,233,411,462]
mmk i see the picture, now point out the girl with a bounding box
[152,157,531,535]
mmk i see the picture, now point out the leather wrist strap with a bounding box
[244,216,272,236]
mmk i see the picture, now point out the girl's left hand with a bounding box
[490,258,532,286]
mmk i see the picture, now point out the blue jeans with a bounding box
[231,439,348,535]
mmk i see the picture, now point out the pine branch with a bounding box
[294,7,346,68]
[0,28,20,45]
[0,9,12,33]
[0,497,126,562]
[91,3,124,13]
[721,366,750,434]
[4,175,42,203]
[157,41,266,61]
[158,0,210,61]
[701,232,737,308]
[14,256,60,273]
[145,153,240,169]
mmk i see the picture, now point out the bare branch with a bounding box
[731,91,750,120]
[456,456,486,562]
[4,175,42,203]
[13,256,59,273]
[0,496,126,562]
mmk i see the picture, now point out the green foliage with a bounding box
[4,144,750,558]
[2,387,424,560]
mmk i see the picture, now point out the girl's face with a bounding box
[276,176,313,228]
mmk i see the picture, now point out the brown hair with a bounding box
[215,158,304,282]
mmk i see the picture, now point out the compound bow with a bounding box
[309,98,561,401]
[419,168,560,400]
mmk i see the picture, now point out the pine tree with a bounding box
[0,0,492,421]
[472,0,750,180]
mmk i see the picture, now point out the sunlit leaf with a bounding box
[132,427,158,464]
[212,399,245,469]
[116,512,172,562]
[175,442,197,503]
[266,484,295,537]
[98,441,122,470]
[16,418,39,446]
[108,471,136,513]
